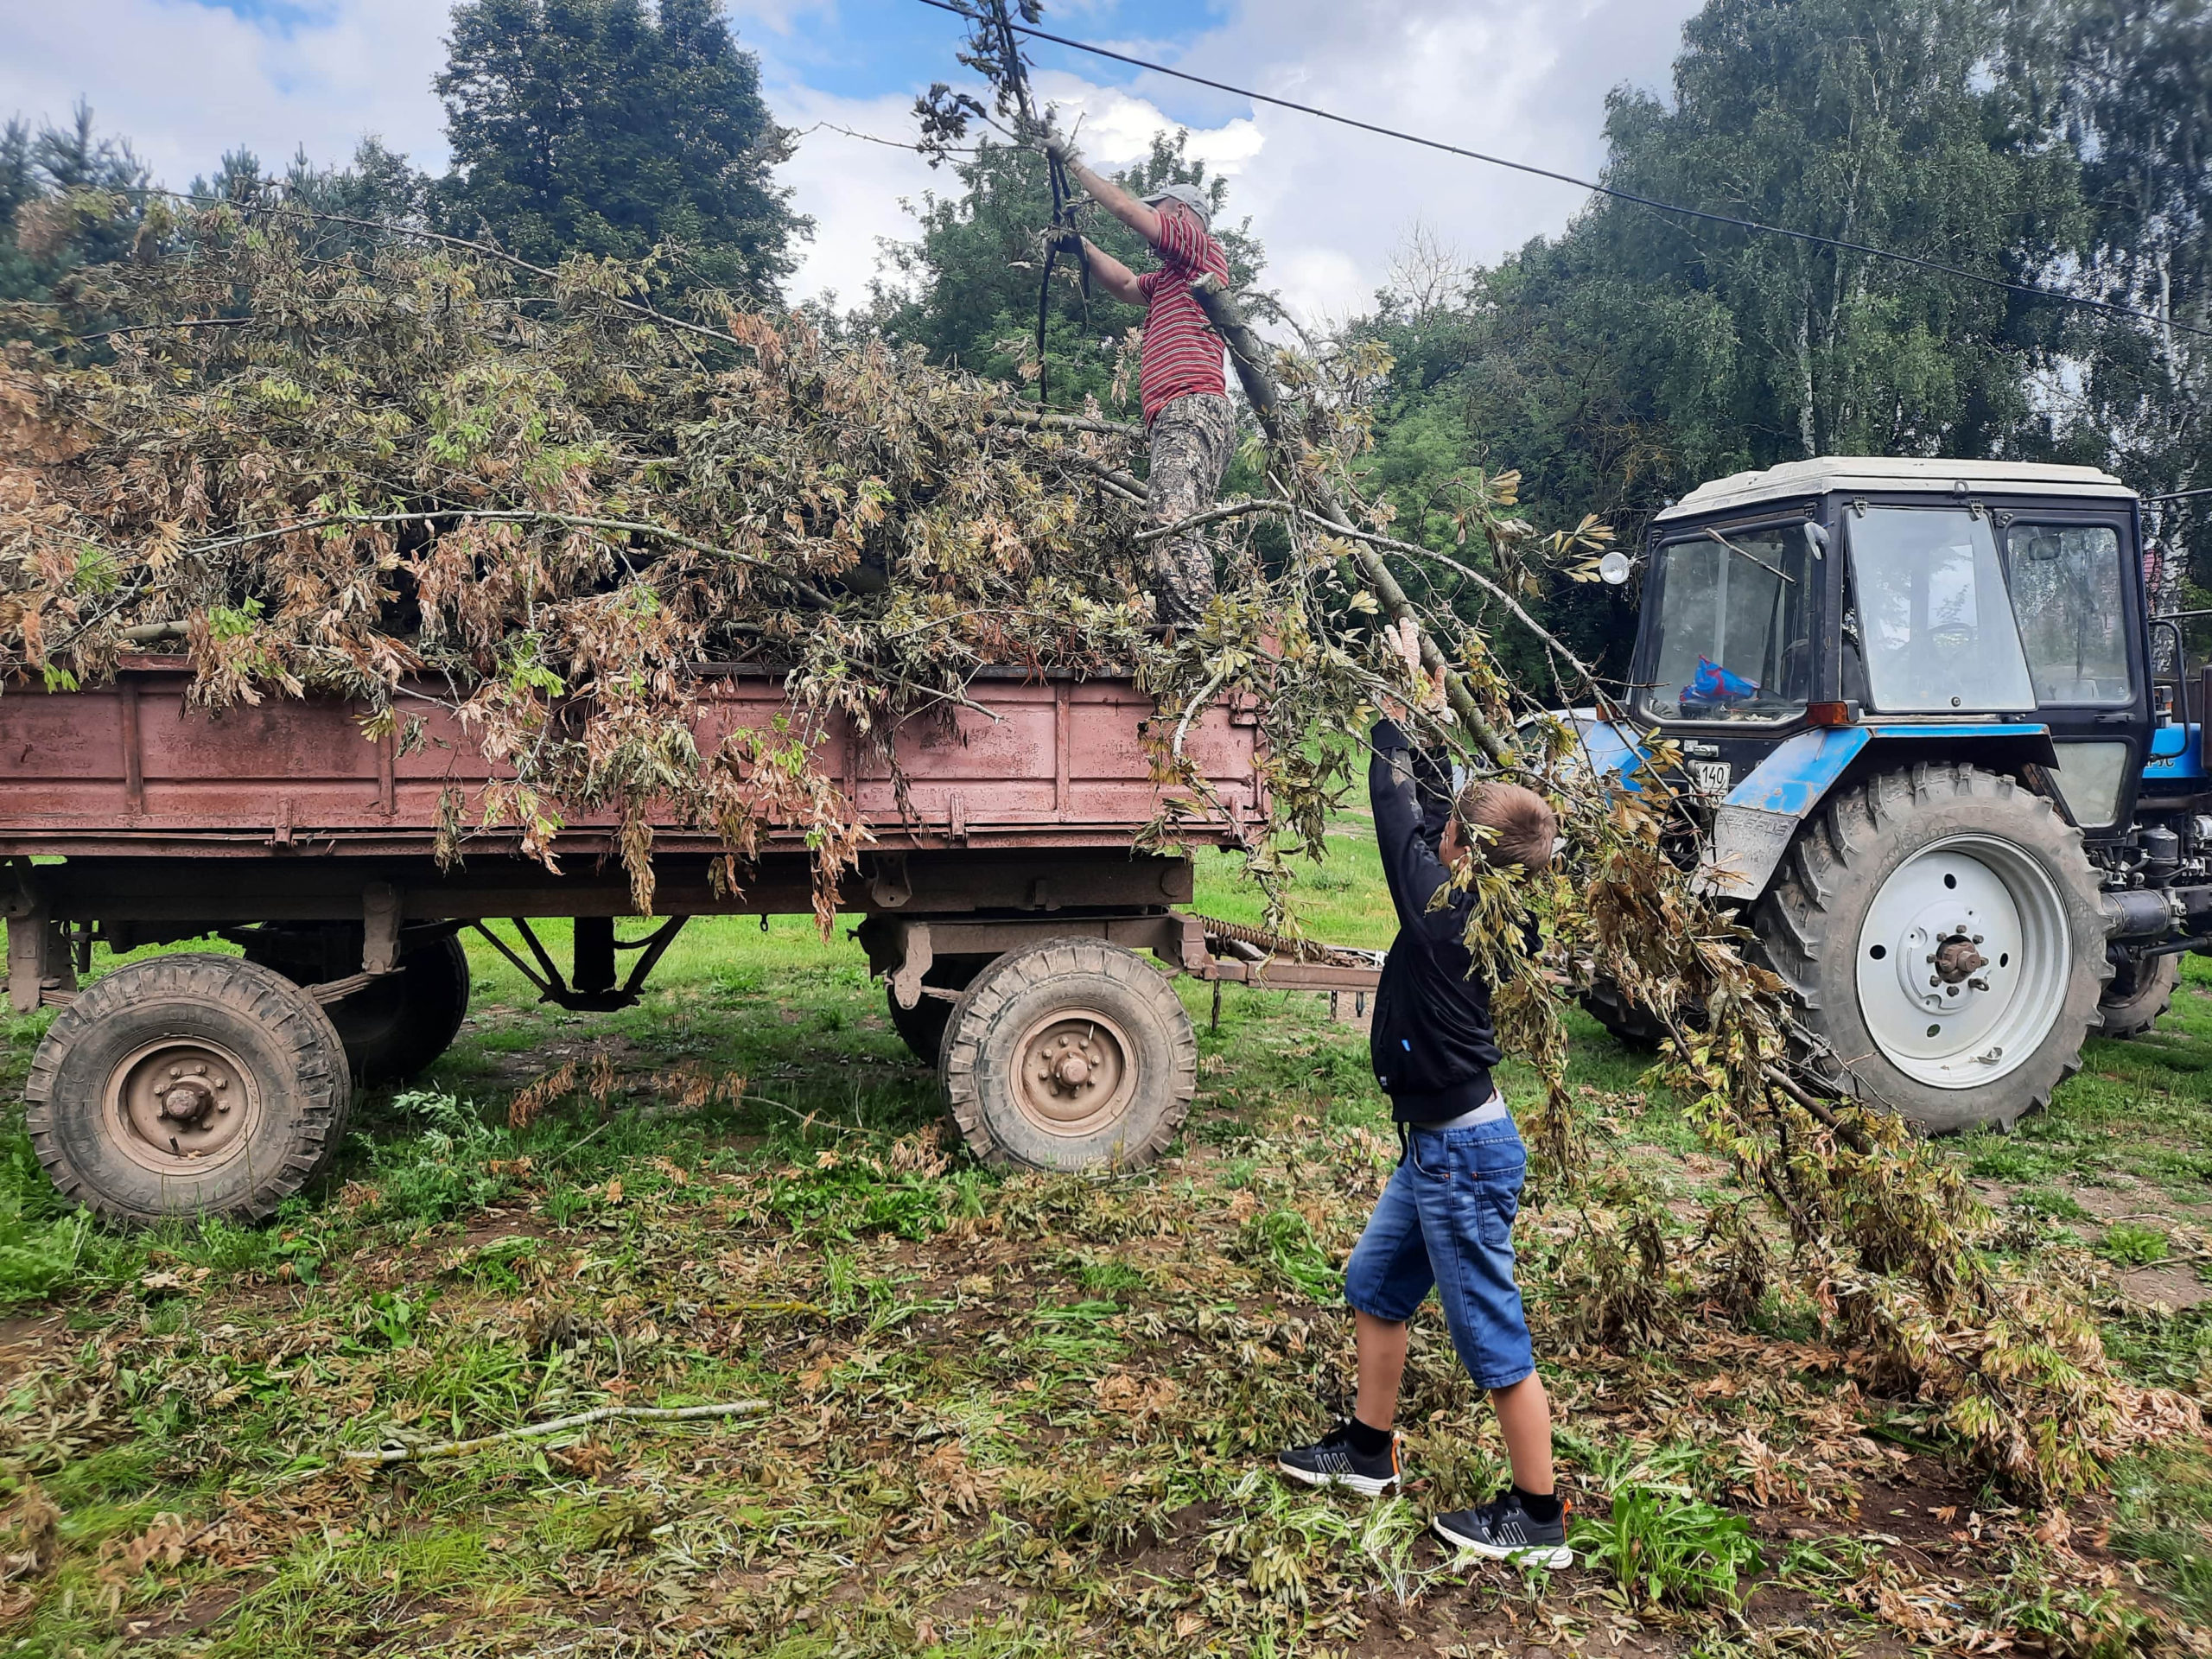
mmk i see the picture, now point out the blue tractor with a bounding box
[1579,456,2204,1133]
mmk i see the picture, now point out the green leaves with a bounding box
[1572,1484,1762,1609]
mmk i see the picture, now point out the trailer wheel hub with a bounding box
[109,1039,257,1173]
[1854,835,2069,1090]
[1013,1012,1136,1137]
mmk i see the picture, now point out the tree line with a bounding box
[3,0,2205,680]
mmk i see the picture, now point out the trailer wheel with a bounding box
[244,927,472,1084]
[2099,951,2178,1040]
[25,953,353,1226]
[885,956,993,1065]
[938,939,1196,1172]
[1580,978,1666,1052]
[1757,764,2107,1134]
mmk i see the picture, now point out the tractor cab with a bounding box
[1622,457,2149,840]
[1586,457,2170,1136]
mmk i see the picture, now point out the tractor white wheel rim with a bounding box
[1853,834,2070,1090]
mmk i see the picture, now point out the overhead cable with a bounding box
[913,0,2212,344]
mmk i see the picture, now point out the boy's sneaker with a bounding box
[1275,1422,1401,1497]
[1432,1490,1573,1568]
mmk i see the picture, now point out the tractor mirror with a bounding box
[1804,523,1830,557]
[1598,550,1634,586]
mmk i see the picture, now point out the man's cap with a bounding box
[1141,182,1214,226]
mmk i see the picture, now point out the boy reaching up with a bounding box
[1277,635,1569,1568]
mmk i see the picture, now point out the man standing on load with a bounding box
[1027,123,1235,628]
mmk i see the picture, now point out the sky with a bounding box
[0,0,1704,323]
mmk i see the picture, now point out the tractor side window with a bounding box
[1848,508,2036,715]
[1636,526,1813,724]
[2001,524,2132,708]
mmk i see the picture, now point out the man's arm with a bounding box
[1060,153,1162,249]
[1072,238,1144,306]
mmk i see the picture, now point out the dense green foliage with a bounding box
[1344,0,2209,678]
[0,103,147,321]
[436,0,804,298]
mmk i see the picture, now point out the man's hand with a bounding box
[1014,111,1080,169]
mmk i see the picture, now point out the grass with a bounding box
[0,817,2206,1652]
[1570,1484,1762,1609]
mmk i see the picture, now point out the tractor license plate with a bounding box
[1692,760,1733,796]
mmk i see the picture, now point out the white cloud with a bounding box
[0,0,453,186]
[772,87,943,306]
[1155,0,1704,318]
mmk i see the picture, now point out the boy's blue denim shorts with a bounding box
[1342,1116,1534,1391]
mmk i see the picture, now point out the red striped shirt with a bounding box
[1136,208,1230,427]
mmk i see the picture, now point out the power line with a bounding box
[913,0,2212,344]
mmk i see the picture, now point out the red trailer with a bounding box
[0,662,1379,1224]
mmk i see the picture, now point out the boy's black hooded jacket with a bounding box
[1367,718,1500,1122]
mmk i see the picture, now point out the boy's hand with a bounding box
[1381,617,1446,720]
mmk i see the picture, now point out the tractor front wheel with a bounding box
[1756,764,2107,1134]
[2099,951,2179,1040]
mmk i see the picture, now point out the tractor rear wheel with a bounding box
[2099,951,2178,1040]
[1756,763,2107,1134]
[938,939,1196,1172]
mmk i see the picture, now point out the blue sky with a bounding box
[0,0,1702,318]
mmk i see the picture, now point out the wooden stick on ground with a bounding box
[345,1399,770,1465]
[1189,274,1513,766]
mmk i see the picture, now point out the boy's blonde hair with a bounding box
[1455,781,1558,872]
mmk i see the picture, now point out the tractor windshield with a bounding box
[1637,526,1814,724]
[1846,507,2036,715]
[2001,524,2132,707]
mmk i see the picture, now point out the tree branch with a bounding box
[173,508,836,607]
[345,1398,770,1465]
[1187,274,1512,766]
[1134,497,1300,544]
[1305,513,1602,688]
[983,407,1144,442]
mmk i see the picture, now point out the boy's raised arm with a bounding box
[1370,719,1459,933]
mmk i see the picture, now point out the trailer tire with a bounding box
[2098,951,2178,1040]
[25,953,353,1226]
[1580,979,1667,1052]
[333,936,472,1084]
[243,927,472,1084]
[938,939,1196,1172]
[885,956,993,1066]
[1757,763,2107,1134]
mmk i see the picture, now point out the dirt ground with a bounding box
[0,842,2208,1656]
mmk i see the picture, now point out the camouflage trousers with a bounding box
[1145,392,1237,626]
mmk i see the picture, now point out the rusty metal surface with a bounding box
[0,663,1264,858]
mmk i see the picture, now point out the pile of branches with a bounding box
[0,200,1184,918]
